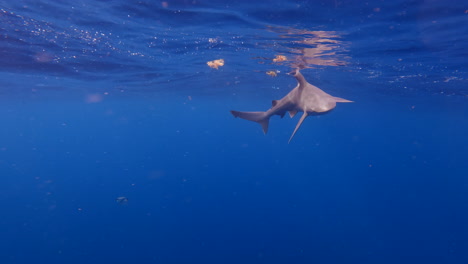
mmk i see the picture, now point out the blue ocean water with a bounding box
[0,0,467,263]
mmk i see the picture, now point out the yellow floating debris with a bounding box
[266,71,277,77]
[207,59,224,69]
[273,55,287,62]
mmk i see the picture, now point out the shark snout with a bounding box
[287,68,300,76]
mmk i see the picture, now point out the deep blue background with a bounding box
[0,0,467,263]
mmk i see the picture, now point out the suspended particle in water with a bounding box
[116,196,128,205]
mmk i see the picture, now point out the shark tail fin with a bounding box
[333,96,353,103]
[288,112,308,144]
[230,110,270,134]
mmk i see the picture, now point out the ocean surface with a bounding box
[0,0,467,263]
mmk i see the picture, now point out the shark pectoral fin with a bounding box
[288,112,308,144]
[230,110,270,134]
[289,110,298,118]
[333,96,353,103]
[259,119,269,134]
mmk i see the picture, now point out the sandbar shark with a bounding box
[230,70,353,143]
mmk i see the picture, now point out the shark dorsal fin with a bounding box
[272,100,279,107]
[289,110,297,118]
[288,112,308,144]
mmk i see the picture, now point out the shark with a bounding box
[230,70,353,143]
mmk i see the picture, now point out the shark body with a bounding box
[231,70,353,143]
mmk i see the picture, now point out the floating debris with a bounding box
[266,71,278,77]
[273,55,287,62]
[207,59,224,69]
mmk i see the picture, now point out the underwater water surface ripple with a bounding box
[0,0,466,96]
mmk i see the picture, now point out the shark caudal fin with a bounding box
[288,112,308,144]
[230,110,269,134]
